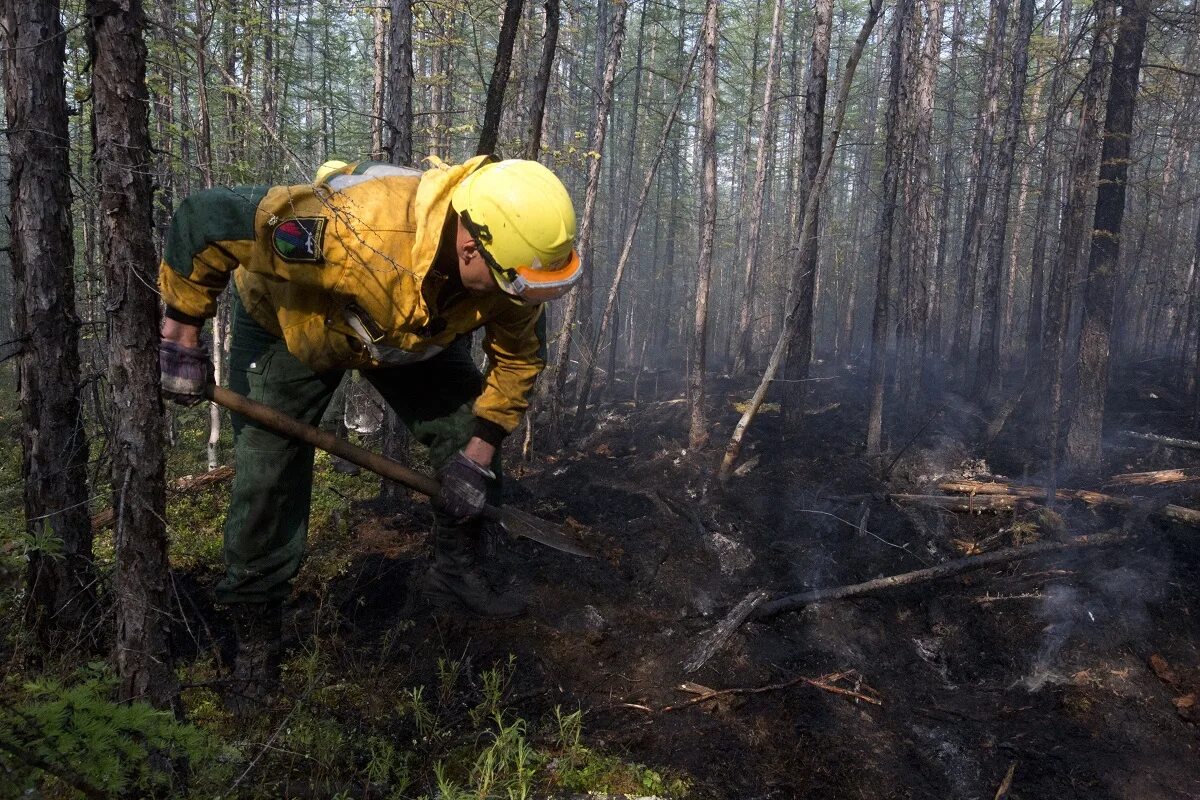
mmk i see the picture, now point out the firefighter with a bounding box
[157,156,579,708]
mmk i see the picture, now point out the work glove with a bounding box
[435,452,494,521]
[159,339,212,407]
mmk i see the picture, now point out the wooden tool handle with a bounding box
[206,383,445,499]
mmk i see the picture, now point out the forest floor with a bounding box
[189,359,1200,798]
[8,360,1200,798]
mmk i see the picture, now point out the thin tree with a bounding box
[731,0,787,376]
[1064,0,1149,471]
[976,0,1036,392]
[949,0,1011,374]
[88,0,177,709]
[1,0,95,644]
[371,1,388,159]
[929,0,964,357]
[1044,0,1116,487]
[523,0,560,160]
[477,0,526,155]
[719,0,886,481]
[689,0,720,450]
[387,0,413,164]
[865,0,918,456]
[571,37,703,428]
[544,1,628,444]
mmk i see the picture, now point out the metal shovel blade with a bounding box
[496,505,598,559]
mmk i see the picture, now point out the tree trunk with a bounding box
[476,0,525,155]
[1064,0,1148,471]
[2,0,95,643]
[732,0,786,376]
[929,0,964,357]
[571,38,702,429]
[779,0,834,421]
[719,0,885,480]
[523,0,559,159]
[88,0,176,710]
[976,0,1036,393]
[544,1,627,444]
[1044,0,1116,483]
[1025,0,1073,365]
[387,0,413,164]
[865,0,917,456]
[689,0,720,450]
[950,0,1010,376]
[371,0,387,159]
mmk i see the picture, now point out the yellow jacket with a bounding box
[159,155,546,439]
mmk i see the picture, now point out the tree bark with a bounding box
[976,0,1036,392]
[719,0,885,480]
[929,0,964,357]
[949,0,1010,376]
[544,1,628,444]
[732,0,787,376]
[88,0,176,710]
[523,0,560,159]
[2,0,95,643]
[371,0,387,159]
[387,0,413,164]
[1044,0,1116,485]
[689,0,720,450]
[476,0,525,155]
[779,0,833,421]
[866,0,918,456]
[1064,0,1149,471]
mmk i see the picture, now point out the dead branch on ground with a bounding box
[1120,430,1200,451]
[755,531,1129,619]
[682,589,769,673]
[91,465,235,531]
[928,478,1200,526]
[661,669,882,711]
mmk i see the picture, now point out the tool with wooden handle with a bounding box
[204,383,596,558]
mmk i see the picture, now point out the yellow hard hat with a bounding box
[451,159,580,303]
[314,159,350,185]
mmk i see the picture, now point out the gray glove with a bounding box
[435,452,494,521]
[159,339,211,406]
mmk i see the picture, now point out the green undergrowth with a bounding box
[3,647,687,798]
[175,629,689,799]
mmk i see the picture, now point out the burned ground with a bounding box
[172,365,1200,799]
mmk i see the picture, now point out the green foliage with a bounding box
[0,673,231,799]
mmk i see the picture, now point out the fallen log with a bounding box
[754,531,1129,619]
[1106,468,1200,487]
[1120,430,1200,452]
[890,493,1025,512]
[91,465,235,531]
[682,589,769,674]
[934,478,1200,527]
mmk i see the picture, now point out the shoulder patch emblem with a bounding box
[272,217,326,262]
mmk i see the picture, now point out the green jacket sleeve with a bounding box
[158,186,270,320]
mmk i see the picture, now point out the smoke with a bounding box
[1021,547,1169,691]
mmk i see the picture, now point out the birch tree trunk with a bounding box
[1064,0,1148,471]
[371,0,387,159]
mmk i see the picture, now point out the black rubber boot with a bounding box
[226,601,283,716]
[422,520,525,618]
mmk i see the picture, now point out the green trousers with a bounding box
[216,291,500,605]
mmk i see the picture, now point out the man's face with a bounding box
[456,219,501,293]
